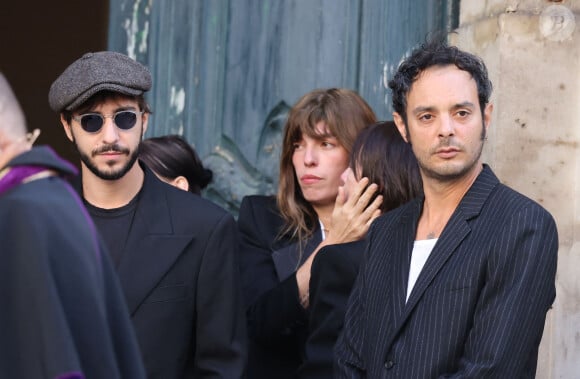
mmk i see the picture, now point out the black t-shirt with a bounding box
[84,193,140,267]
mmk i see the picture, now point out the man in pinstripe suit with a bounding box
[335,41,558,378]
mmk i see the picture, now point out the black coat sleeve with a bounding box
[297,241,364,379]
[194,211,247,377]
[237,196,308,346]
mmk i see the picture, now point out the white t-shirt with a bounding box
[406,238,438,302]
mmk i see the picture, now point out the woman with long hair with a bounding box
[298,121,423,378]
[237,88,379,377]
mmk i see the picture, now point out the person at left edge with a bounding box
[0,72,145,378]
[48,51,246,378]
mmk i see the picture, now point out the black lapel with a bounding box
[272,228,322,281]
[117,167,193,315]
[391,200,422,324]
[359,200,421,358]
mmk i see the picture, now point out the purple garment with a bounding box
[0,165,47,196]
[56,372,85,379]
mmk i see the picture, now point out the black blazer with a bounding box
[297,240,366,379]
[336,165,558,378]
[90,165,246,378]
[237,195,321,378]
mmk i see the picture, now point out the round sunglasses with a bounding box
[73,110,142,133]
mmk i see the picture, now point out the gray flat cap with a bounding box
[48,51,151,113]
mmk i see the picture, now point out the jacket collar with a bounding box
[386,164,500,345]
[7,145,78,176]
[116,163,194,314]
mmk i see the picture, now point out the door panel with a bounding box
[108,0,458,215]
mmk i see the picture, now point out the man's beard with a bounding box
[405,119,486,183]
[418,140,483,182]
[75,139,140,181]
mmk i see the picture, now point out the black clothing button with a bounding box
[384,360,395,369]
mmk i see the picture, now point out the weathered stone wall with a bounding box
[452,1,579,377]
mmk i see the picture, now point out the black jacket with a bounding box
[297,240,366,379]
[0,146,145,378]
[82,162,247,378]
[336,166,558,378]
[237,195,321,378]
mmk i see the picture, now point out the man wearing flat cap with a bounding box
[49,51,246,378]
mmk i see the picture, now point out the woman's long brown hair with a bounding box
[277,88,377,243]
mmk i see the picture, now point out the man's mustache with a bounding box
[92,144,130,156]
[432,138,462,152]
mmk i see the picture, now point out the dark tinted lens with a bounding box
[114,111,138,130]
[80,114,104,133]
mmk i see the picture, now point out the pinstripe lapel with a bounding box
[403,210,471,310]
[366,200,421,361]
[385,165,499,347]
[390,201,421,325]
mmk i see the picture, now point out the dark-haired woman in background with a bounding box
[297,121,423,378]
[139,135,213,195]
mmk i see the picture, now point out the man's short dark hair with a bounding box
[388,40,493,124]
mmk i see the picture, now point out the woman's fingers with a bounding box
[326,177,384,244]
[363,194,383,217]
[356,183,378,210]
[346,177,370,205]
[335,185,347,207]
[365,208,382,229]
[344,177,378,213]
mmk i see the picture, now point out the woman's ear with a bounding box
[170,175,190,192]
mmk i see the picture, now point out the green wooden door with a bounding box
[108,0,458,215]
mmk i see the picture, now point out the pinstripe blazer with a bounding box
[335,165,558,378]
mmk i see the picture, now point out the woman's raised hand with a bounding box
[325,176,382,245]
[296,176,382,308]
